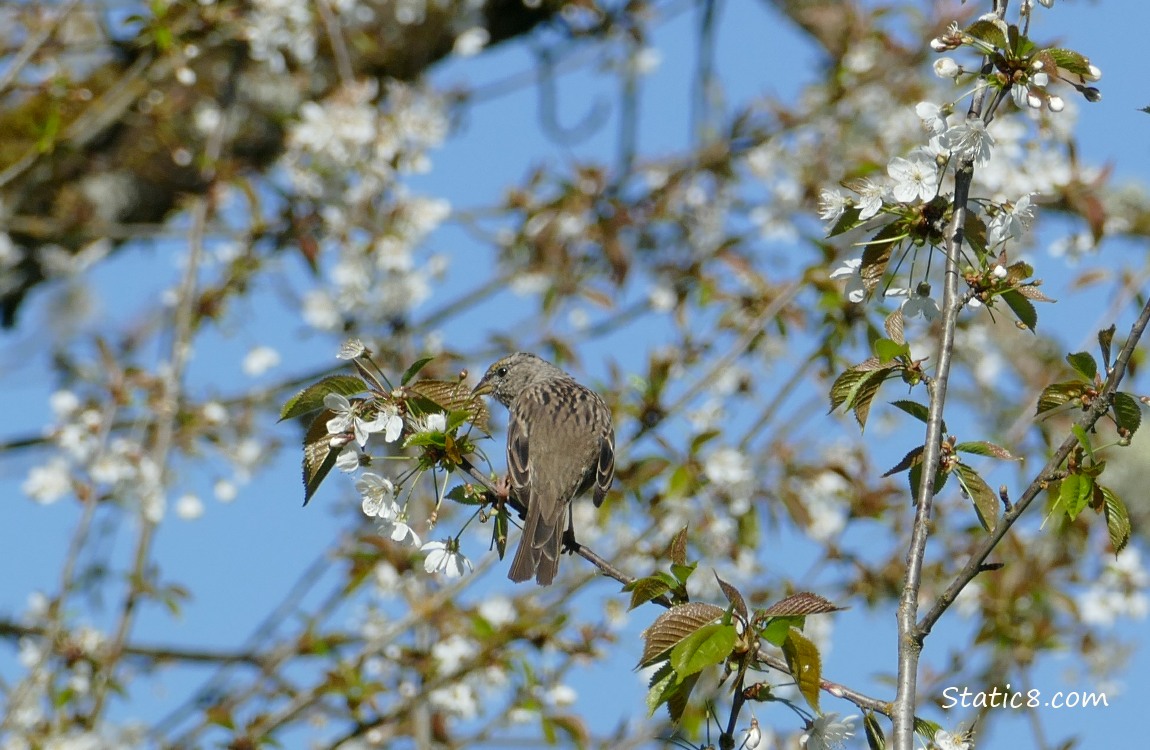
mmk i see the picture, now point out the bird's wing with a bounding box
[594,420,615,507]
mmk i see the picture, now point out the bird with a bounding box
[472,352,615,585]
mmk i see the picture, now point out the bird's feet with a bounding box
[561,526,580,555]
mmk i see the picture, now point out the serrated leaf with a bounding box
[864,711,887,750]
[401,356,436,385]
[1111,392,1142,437]
[1016,284,1055,303]
[280,375,367,421]
[955,462,998,532]
[964,210,988,258]
[883,445,924,478]
[827,205,864,237]
[874,337,909,363]
[761,615,804,647]
[1059,473,1093,521]
[715,573,748,622]
[669,622,737,680]
[637,603,725,668]
[1001,289,1037,331]
[914,717,942,741]
[965,18,1008,49]
[888,400,940,429]
[850,369,894,429]
[1043,47,1095,77]
[1066,351,1097,381]
[405,379,489,429]
[302,410,341,506]
[1098,325,1115,370]
[859,234,895,293]
[999,289,1040,331]
[884,309,905,344]
[953,441,1017,460]
[671,562,697,586]
[1071,424,1095,461]
[625,576,674,611]
[644,662,701,724]
[1036,382,1085,415]
[445,484,487,506]
[908,460,948,501]
[782,628,822,712]
[667,525,689,566]
[1100,486,1131,554]
[761,592,843,617]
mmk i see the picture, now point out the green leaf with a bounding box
[493,506,509,559]
[445,484,487,506]
[888,400,935,428]
[874,337,910,362]
[667,525,689,566]
[965,17,1007,49]
[1036,382,1085,415]
[864,711,887,750]
[782,628,822,713]
[301,410,341,506]
[1111,391,1143,438]
[1001,289,1037,331]
[955,462,998,532]
[400,356,436,385]
[1100,486,1131,555]
[849,369,893,429]
[828,205,864,237]
[908,459,948,501]
[670,562,698,587]
[1071,424,1095,461]
[280,375,367,421]
[883,445,924,478]
[1043,48,1096,77]
[637,603,725,669]
[405,379,489,428]
[954,441,1017,460]
[669,622,737,681]
[644,662,701,724]
[1066,351,1097,381]
[964,210,988,259]
[1058,473,1093,521]
[624,575,674,611]
[761,615,805,647]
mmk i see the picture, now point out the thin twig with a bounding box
[919,294,1150,635]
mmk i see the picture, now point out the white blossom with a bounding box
[934,730,972,750]
[23,458,72,504]
[940,119,995,167]
[817,188,851,224]
[829,258,866,303]
[887,156,938,203]
[357,473,397,516]
[800,713,857,750]
[380,515,421,547]
[422,539,473,578]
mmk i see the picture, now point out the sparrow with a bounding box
[473,352,615,585]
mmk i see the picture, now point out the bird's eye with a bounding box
[496,366,508,377]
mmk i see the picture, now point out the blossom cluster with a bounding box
[325,344,475,579]
[280,79,452,331]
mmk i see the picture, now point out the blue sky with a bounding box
[2,1,1148,746]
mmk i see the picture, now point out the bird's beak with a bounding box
[471,378,493,397]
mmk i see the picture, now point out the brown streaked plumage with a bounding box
[473,352,615,585]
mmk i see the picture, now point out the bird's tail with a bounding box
[508,503,563,585]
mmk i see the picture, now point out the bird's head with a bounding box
[472,352,569,407]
